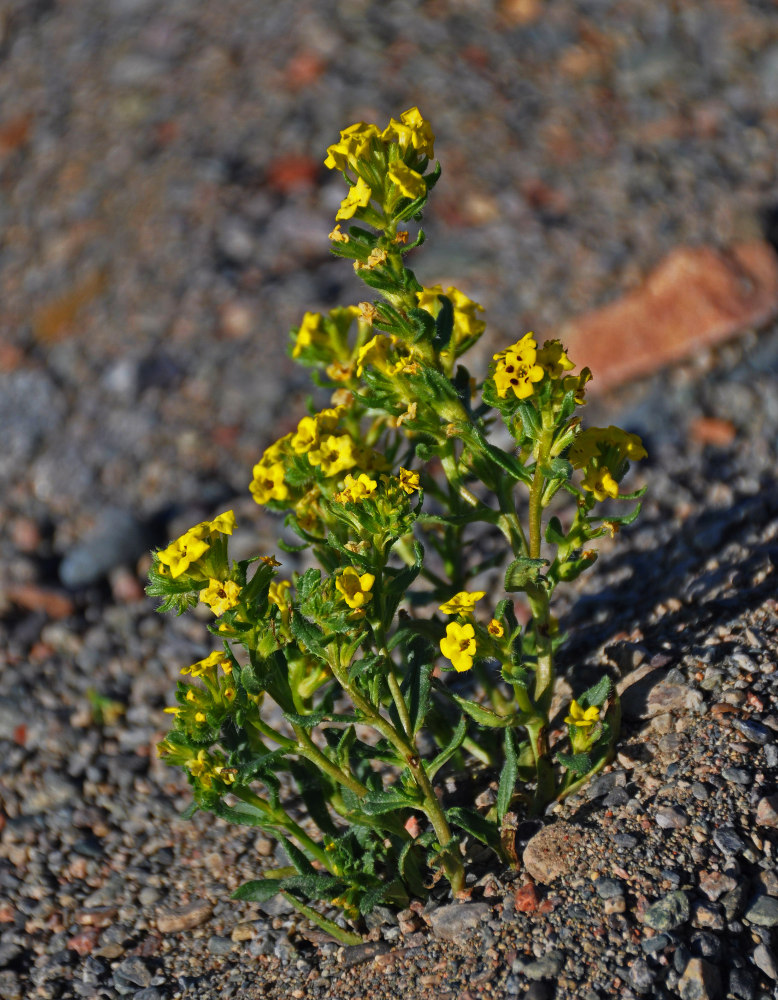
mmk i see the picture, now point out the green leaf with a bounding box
[283,709,360,729]
[289,613,328,657]
[402,636,433,735]
[232,879,282,903]
[545,516,566,546]
[496,728,518,821]
[504,556,547,592]
[360,788,421,815]
[578,675,612,710]
[515,401,541,438]
[239,660,264,696]
[541,457,573,479]
[443,688,520,728]
[556,752,592,776]
[445,807,499,846]
[426,715,467,780]
[278,835,316,876]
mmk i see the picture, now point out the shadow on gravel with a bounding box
[560,471,778,679]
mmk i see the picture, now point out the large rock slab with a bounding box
[558,241,778,393]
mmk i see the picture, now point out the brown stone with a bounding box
[522,821,583,885]
[756,794,778,829]
[155,901,213,933]
[4,584,75,620]
[557,241,778,394]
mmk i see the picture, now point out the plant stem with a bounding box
[232,786,333,870]
[386,665,413,739]
[280,892,362,946]
[292,725,368,799]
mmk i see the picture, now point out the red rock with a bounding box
[689,416,737,447]
[0,113,32,155]
[514,881,539,913]
[265,154,318,193]
[5,584,75,619]
[67,928,100,955]
[557,241,778,394]
[284,50,326,89]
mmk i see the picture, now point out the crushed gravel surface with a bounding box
[2,2,778,998]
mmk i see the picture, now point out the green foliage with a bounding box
[149,107,646,938]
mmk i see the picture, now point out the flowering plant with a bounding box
[148,108,645,942]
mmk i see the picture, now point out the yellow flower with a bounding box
[200,579,242,616]
[440,622,476,672]
[564,700,600,728]
[336,177,373,221]
[207,511,236,535]
[156,529,210,578]
[417,285,486,350]
[581,467,620,502]
[388,161,426,200]
[488,619,505,638]
[537,340,575,378]
[308,434,357,477]
[398,467,420,494]
[355,333,409,377]
[260,554,282,568]
[382,107,435,158]
[291,415,319,455]
[181,650,228,677]
[569,426,647,469]
[335,566,375,610]
[268,579,291,607]
[324,122,380,171]
[334,472,377,503]
[292,311,325,359]
[493,333,545,400]
[438,590,486,615]
[249,461,289,504]
[329,224,349,244]
[156,511,236,579]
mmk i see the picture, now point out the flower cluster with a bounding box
[149,109,646,940]
[569,425,648,501]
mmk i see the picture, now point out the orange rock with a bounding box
[689,416,737,446]
[514,881,539,913]
[5,584,75,619]
[557,241,778,394]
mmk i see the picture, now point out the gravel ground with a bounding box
[2,2,778,999]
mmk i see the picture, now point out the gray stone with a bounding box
[514,951,564,981]
[678,957,722,1000]
[340,941,390,967]
[647,682,704,719]
[643,891,690,932]
[113,956,152,989]
[753,943,778,980]
[712,827,745,855]
[641,932,674,955]
[594,877,625,899]
[59,509,150,587]
[732,718,773,745]
[656,806,688,829]
[722,767,751,785]
[745,895,778,928]
[629,958,655,993]
[428,902,491,942]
